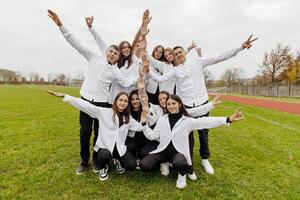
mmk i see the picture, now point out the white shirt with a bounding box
[63,95,144,156]
[147,55,176,94]
[108,60,140,104]
[143,115,229,165]
[59,26,137,103]
[148,65,197,107]
[187,47,244,104]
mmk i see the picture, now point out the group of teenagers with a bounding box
[47,9,257,188]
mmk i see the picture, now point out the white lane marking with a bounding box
[245,112,300,133]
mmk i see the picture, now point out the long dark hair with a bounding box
[112,92,131,124]
[152,45,165,61]
[165,94,190,117]
[164,47,175,66]
[129,90,142,121]
[117,41,132,69]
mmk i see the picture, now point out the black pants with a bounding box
[79,97,111,165]
[140,142,191,175]
[186,101,210,160]
[147,86,160,105]
[134,131,159,159]
[96,146,137,171]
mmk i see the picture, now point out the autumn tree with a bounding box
[259,44,292,83]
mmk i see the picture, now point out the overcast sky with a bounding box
[0,0,299,79]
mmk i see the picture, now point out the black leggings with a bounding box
[95,145,136,171]
[140,142,191,175]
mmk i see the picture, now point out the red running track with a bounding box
[217,95,300,115]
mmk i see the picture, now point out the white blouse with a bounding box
[63,95,144,156]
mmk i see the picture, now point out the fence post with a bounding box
[276,83,279,97]
[288,83,291,97]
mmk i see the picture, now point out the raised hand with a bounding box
[140,107,149,123]
[141,9,151,37]
[242,34,258,49]
[188,40,197,52]
[47,9,62,26]
[229,107,244,122]
[212,94,221,107]
[85,16,94,28]
[46,90,65,98]
[195,47,202,57]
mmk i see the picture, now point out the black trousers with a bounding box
[79,97,111,165]
[126,134,159,159]
[140,142,191,175]
[186,101,210,160]
[147,86,160,105]
[95,145,137,171]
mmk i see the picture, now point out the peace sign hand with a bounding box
[85,16,94,28]
[229,107,244,122]
[212,94,221,107]
[242,34,258,49]
[47,9,62,26]
[141,9,151,37]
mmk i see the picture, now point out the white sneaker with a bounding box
[160,162,170,176]
[201,159,214,174]
[187,171,197,180]
[115,159,125,174]
[136,159,141,170]
[176,173,187,189]
[99,165,109,181]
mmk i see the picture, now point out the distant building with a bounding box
[69,79,83,87]
[0,68,22,82]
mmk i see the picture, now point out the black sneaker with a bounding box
[93,164,101,173]
[76,161,88,175]
[115,159,125,174]
[99,165,109,181]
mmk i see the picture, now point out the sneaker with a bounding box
[93,164,101,173]
[136,159,141,170]
[160,162,170,176]
[201,159,214,174]
[176,173,187,189]
[115,159,125,174]
[99,165,109,181]
[76,161,88,175]
[187,171,197,180]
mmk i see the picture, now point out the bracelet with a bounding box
[226,117,232,124]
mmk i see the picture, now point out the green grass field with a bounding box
[1,85,299,199]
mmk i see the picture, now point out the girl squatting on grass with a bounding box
[139,94,244,188]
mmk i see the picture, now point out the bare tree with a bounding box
[259,44,292,83]
[221,67,243,86]
[47,73,53,83]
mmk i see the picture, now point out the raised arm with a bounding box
[86,16,107,57]
[148,68,176,83]
[48,10,95,61]
[201,34,258,67]
[46,90,103,119]
[188,107,244,131]
[187,95,221,117]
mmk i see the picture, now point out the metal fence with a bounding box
[208,83,300,97]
